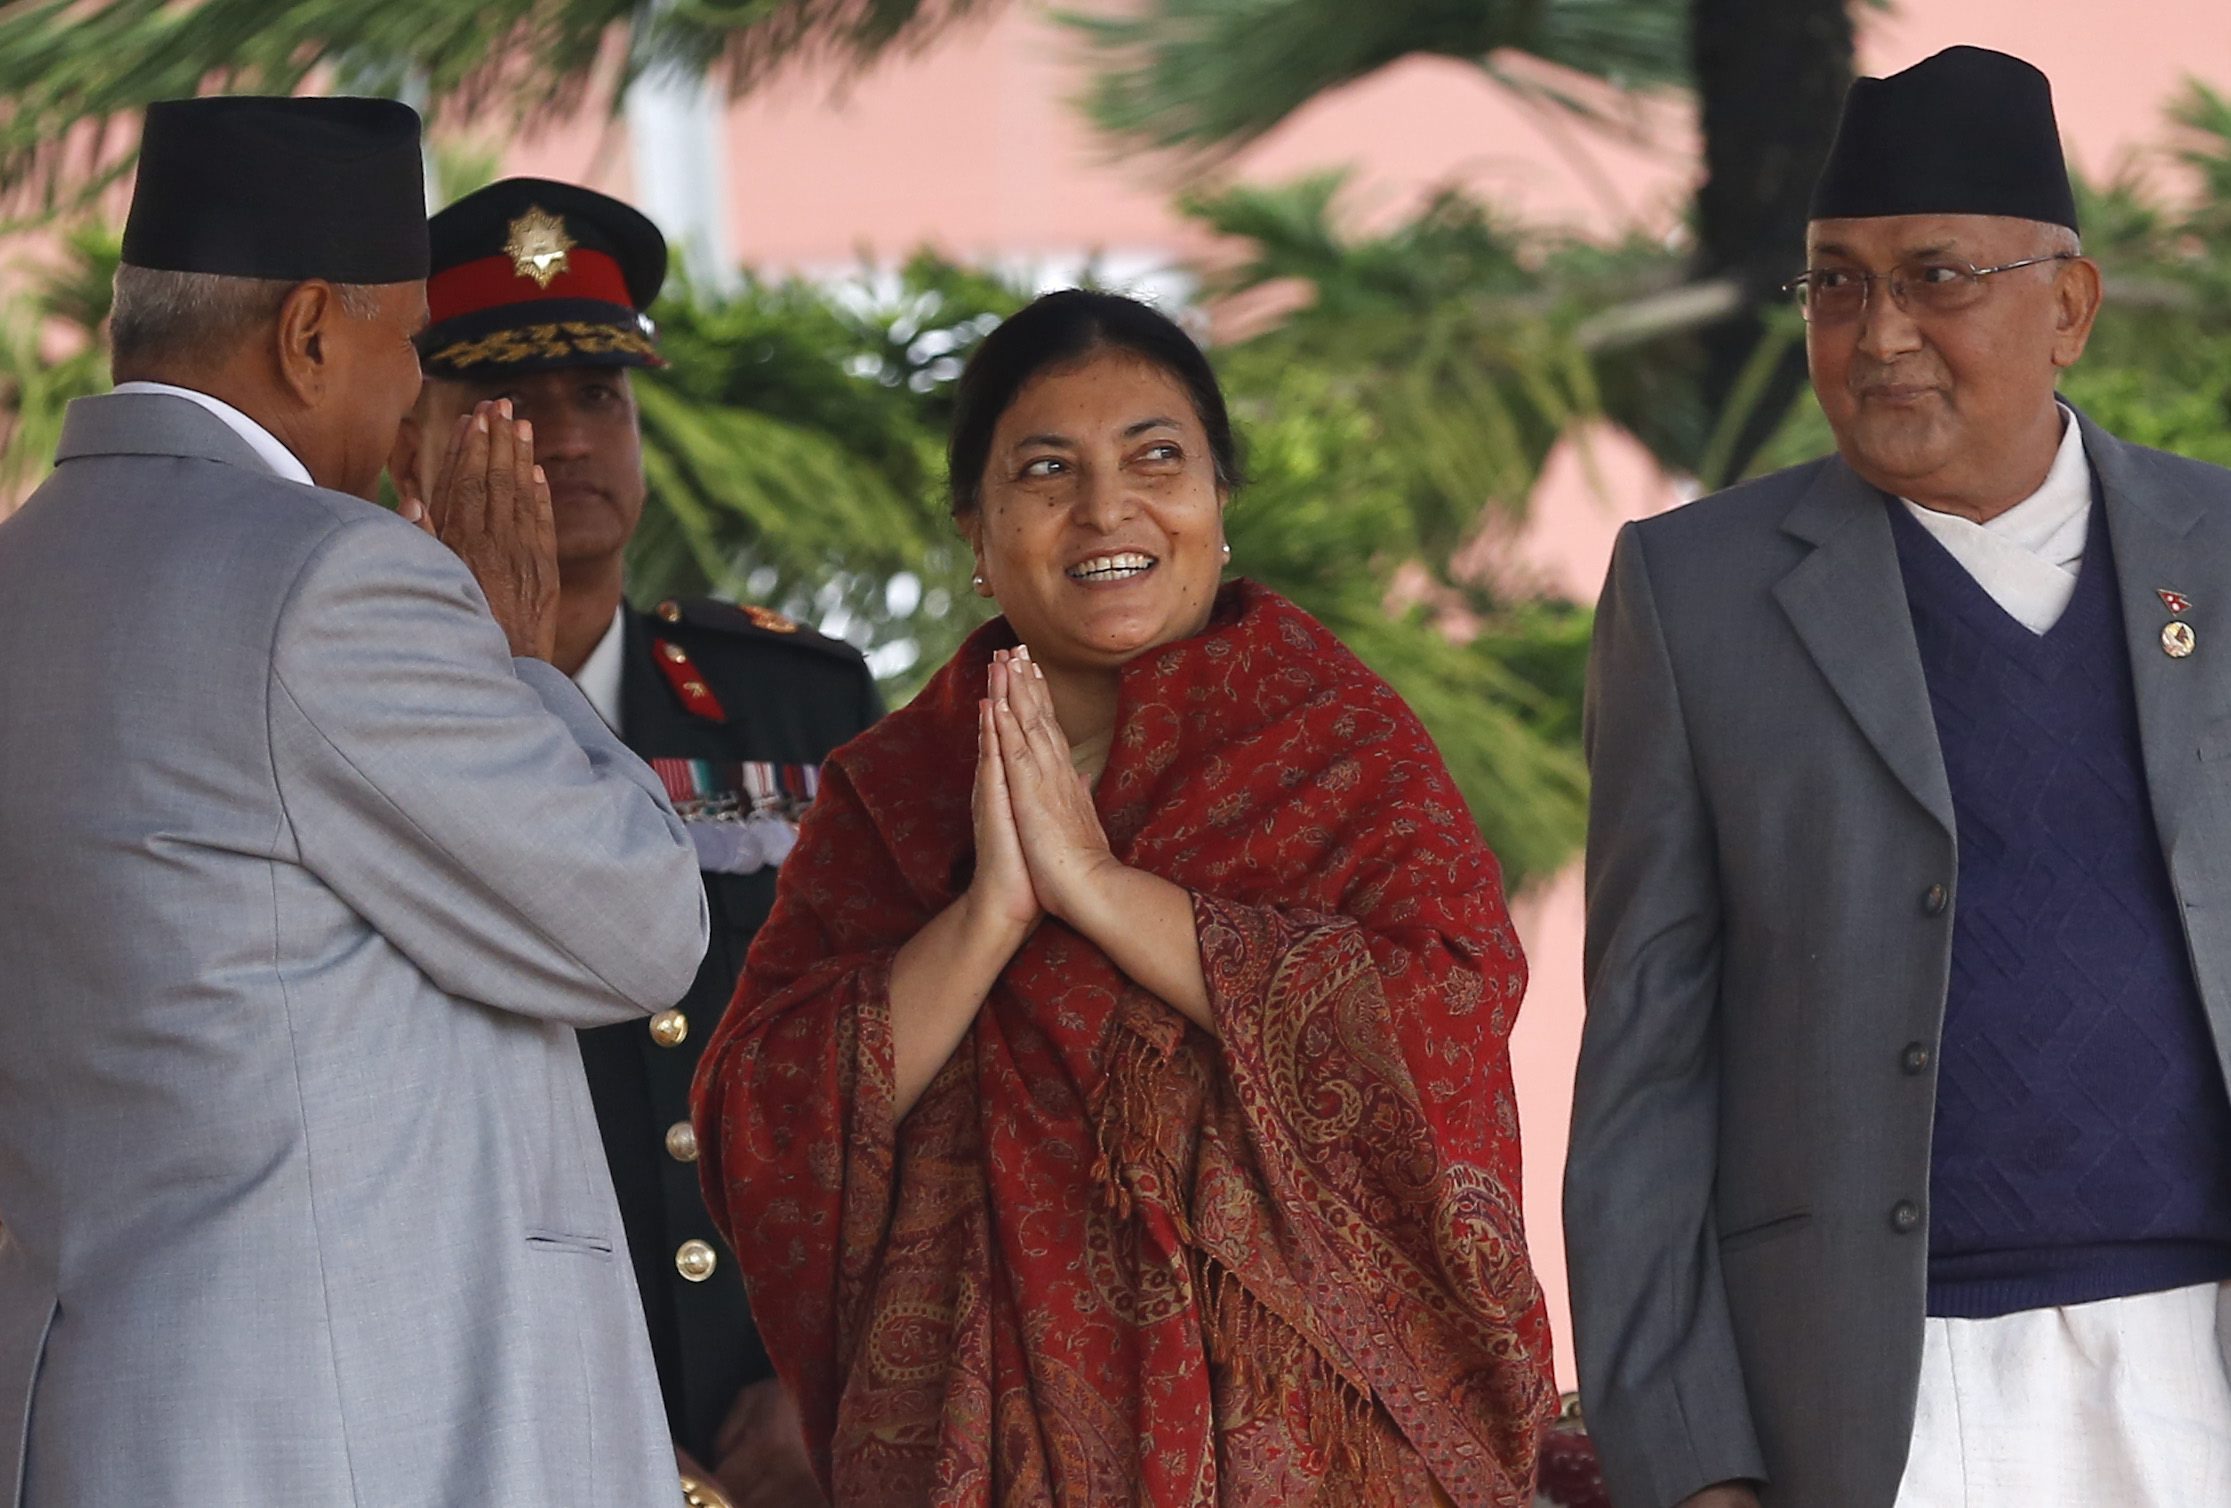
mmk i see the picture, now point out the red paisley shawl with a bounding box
[692,582,1556,1507]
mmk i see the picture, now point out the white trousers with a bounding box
[1892,1282,2231,1507]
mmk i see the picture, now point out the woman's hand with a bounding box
[888,649,1047,1120]
[992,646,1119,925]
[992,646,1216,1032]
[965,649,1042,935]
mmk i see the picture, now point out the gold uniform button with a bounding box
[665,1120,699,1163]
[648,1009,689,1048]
[680,1471,734,1508]
[676,1238,718,1282]
[657,599,683,623]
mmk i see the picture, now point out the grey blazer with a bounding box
[1565,410,2231,1508]
[0,394,710,1505]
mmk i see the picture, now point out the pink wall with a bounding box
[1867,0,2231,187]
[542,1,2231,274]
[498,13,1699,270]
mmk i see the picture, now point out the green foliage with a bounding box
[1222,349,1591,886]
[2064,351,2231,469]
[1182,174,1606,885]
[1189,174,1608,554]
[0,223,117,494]
[2169,80,2231,248]
[1066,0,1689,160]
[0,0,996,214]
[626,254,1029,701]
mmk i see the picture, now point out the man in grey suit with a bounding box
[0,98,707,1504]
[1568,47,2231,1508]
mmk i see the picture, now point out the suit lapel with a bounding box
[2084,412,2227,868]
[1773,457,1956,835]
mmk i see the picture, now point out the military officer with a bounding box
[390,178,881,1508]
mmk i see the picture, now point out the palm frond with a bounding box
[0,223,117,497]
[1336,606,1592,892]
[622,255,1027,689]
[676,0,999,91]
[1216,301,1593,886]
[1190,176,1599,555]
[1064,0,1688,161]
[0,0,986,211]
[2169,78,2231,243]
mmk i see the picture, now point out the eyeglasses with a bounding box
[1781,254,2076,323]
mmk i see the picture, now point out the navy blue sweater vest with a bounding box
[1889,493,2231,1318]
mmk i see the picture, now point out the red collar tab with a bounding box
[429,247,634,324]
[651,638,727,723]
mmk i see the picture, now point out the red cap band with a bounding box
[428,248,633,324]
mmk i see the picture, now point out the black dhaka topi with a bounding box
[1810,46,2079,233]
[122,96,429,283]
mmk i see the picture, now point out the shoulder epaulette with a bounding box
[649,596,866,665]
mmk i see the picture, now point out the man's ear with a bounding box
[388,399,427,507]
[2050,257,2105,369]
[273,280,338,406]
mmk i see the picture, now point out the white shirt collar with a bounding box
[111,381,314,487]
[1967,403,2092,569]
[1901,405,2091,635]
[569,602,628,732]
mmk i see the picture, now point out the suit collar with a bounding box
[1772,458,1956,835]
[1779,448,1883,549]
[2075,404,2206,538]
[54,391,278,476]
[1772,406,2226,855]
[1777,403,2174,541]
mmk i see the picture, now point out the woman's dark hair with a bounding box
[946,289,1241,516]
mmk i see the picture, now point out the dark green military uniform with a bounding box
[418,176,882,1466]
[582,594,879,1461]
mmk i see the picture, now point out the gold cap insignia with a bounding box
[505,205,576,288]
[741,604,800,634]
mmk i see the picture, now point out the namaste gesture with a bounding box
[969,644,1117,930]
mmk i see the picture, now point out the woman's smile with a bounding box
[1064,551,1159,586]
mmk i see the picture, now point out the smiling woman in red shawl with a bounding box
[692,290,1556,1507]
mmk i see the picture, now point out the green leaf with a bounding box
[1064,0,1688,161]
[0,0,992,211]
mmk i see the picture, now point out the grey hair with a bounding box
[2039,223,2084,258]
[110,265,384,369]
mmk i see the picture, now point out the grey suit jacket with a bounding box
[0,394,710,1505]
[1565,410,2231,1508]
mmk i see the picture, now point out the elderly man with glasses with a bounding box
[1567,45,2231,1508]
